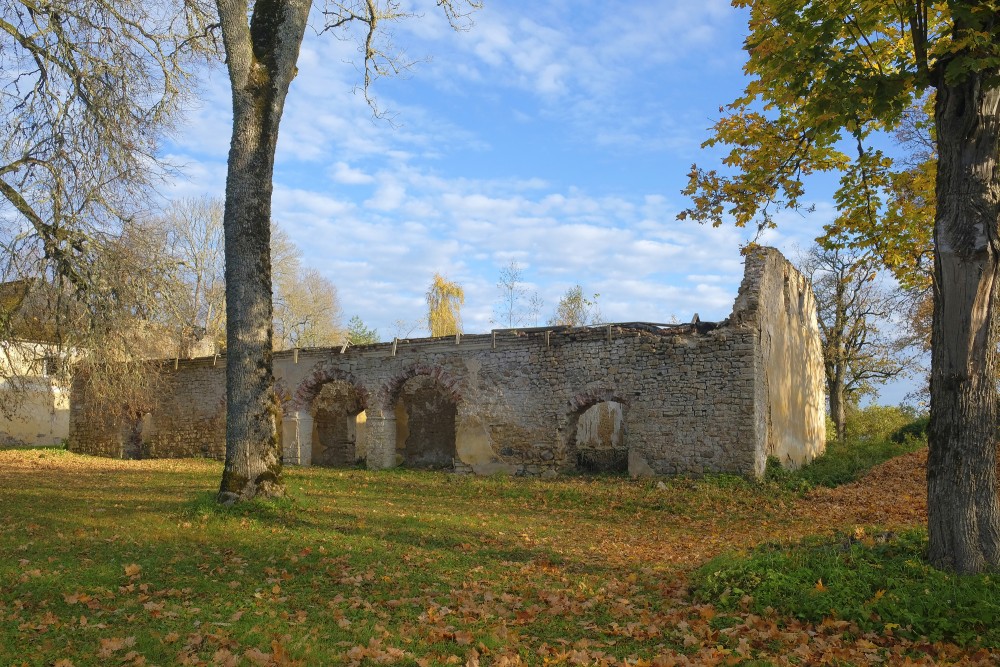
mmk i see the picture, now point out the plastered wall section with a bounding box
[0,341,70,447]
[0,378,69,447]
[732,247,827,475]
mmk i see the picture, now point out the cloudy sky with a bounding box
[160,0,915,401]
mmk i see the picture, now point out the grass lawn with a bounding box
[0,447,990,666]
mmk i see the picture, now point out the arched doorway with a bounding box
[569,398,627,473]
[393,374,457,469]
[310,381,366,467]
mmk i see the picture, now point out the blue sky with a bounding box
[160,0,918,403]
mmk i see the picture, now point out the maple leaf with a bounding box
[122,650,145,666]
[97,636,135,659]
[124,563,142,578]
[212,649,239,667]
[814,579,828,592]
[244,647,273,666]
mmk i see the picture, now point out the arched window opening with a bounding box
[393,375,456,469]
[574,400,627,473]
[310,382,365,467]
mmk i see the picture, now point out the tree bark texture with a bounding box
[827,375,846,443]
[928,66,1000,573]
[216,0,310,504]
[818,268,849,443]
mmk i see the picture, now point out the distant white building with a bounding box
[0,337,71,447]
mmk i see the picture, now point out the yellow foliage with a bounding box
[427,273,464,337]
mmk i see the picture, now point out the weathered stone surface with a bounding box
[68,247,826,478]
[628,449,657,480]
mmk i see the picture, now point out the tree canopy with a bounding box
[549,286,600,327]
[427,274,465,337]
[678,2,985,290]
[0,0,211,288]
[798,245,912,441]
[682,0,1000,573]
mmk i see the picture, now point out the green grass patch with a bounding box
[691,529,1000,647]
[1,450,811,666]
[3,445,973,665]
[767,434,926,491]
[764,406,929,491]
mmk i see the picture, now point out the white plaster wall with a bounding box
[743,248,827,471]
[0,377,69,446]
[576,401,624,449]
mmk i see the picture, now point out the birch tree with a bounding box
[213,0,481,503]
[549,286,600,327]
[492,260,542,328]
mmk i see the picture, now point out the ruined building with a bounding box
[68,246,826,477]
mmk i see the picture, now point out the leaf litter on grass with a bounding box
[0,447,994,665]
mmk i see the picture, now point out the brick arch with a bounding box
[568,388,627,414]
[287,362,369,414]
[376,364,463,412]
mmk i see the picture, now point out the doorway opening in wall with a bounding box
[394,375,456,469]
[310,381,367,467]
[573,401,627,473]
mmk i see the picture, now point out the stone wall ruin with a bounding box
[68,246,826,477]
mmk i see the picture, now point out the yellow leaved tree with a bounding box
[426,274,465,337]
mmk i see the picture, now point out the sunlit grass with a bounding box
[0,448,952,665]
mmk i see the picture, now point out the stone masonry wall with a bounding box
[68,247,826,477]
[68,360,227,460]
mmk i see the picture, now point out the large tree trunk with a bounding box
[827,374,846,443]
[928,66,1000,573]
[215,0,310,504]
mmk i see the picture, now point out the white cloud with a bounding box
[365,179,408,211]
[330,162,375,185]
[154,1,834,354]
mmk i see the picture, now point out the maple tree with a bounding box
[681,1,1000,573]
[213,0,480,504]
